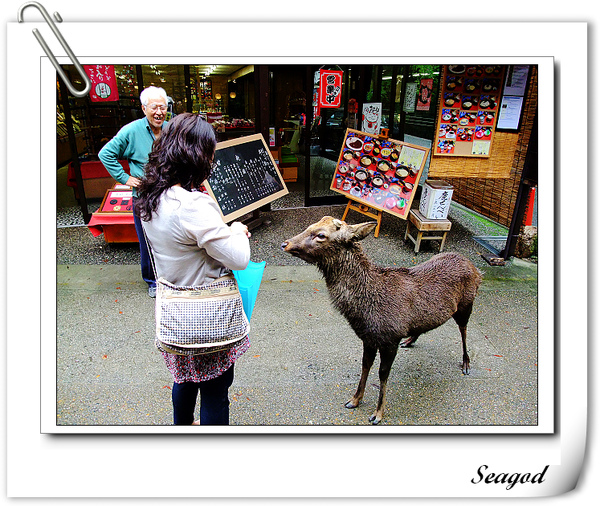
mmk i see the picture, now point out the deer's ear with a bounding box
[348,221,377,241]
[332,219,344,229]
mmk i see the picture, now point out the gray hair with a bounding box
[140,86,168,106]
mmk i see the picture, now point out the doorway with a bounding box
[301,64,441,207]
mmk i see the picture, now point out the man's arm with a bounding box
[98,127,141,187]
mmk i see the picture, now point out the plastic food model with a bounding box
[332,130,427,218]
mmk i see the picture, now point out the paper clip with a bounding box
[17,1,91,98]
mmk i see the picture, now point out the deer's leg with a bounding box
[453,303,473,375]
[400,334,420,348]
[345,343,377,409]
[369,346,398,425]
[459,325,470,375]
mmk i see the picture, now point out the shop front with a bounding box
[59,62,537,256]
[59,63,442,206]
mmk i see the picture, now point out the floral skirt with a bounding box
[162,336,250,383]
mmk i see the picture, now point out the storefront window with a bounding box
[190,66,234,116]
[392,70,404,139]
[112,65,138,97]
[403,65,441,139]
[401,65,441,180]
[308,66,351,203]
[380,65,394,129]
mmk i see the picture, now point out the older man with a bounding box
[99,86,168,297]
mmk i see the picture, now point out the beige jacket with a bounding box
[142,186,250,286]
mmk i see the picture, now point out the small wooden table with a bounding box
[404,209,452,253]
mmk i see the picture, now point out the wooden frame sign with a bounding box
[434,64,506,157]
[205,134,288,222]
[97,186,133,214]
[330,129,430,220]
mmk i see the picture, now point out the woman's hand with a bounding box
[231,221,251,238]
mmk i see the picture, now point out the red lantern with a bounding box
[318,70,343,108]
[348,98,358,114]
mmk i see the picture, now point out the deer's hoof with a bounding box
[368,413,382,425]
[345,399,359,409]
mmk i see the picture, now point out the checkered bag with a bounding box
[155,274,249,356]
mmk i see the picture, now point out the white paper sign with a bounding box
[361,102,382,134]
[497,95,525,129]
[404,82,418,112]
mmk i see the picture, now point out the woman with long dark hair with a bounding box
[136,113,251,425]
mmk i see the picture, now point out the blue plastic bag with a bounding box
[233,261,266,321]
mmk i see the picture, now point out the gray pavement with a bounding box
[56,202,538,428]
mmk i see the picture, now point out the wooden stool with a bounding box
[404,209,451,253]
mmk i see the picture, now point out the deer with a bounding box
[281,216,482,424]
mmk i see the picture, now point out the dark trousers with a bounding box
[172,365,235,425]
[132,197,156,288]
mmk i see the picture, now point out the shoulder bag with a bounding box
[143,225,249,356]
[154,274,249,356]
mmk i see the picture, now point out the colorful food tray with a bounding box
[97,187,134,214]
[330,129,430,220]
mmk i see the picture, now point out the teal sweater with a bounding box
[98,117,167,195]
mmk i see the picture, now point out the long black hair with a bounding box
[135,113,217,221]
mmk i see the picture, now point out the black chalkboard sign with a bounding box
[204,134,289,222]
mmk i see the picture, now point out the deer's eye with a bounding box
[316,233,327,240]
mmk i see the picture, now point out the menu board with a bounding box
[204,134,288,222]
[434,64,506,157]
[330,129,430,220]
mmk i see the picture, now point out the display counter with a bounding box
[87,184,137,243]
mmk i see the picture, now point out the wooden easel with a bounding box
[341,200,383,238]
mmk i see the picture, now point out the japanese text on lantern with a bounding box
[84,65,120,103]
[318,70,343,108]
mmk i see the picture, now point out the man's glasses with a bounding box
[147,104,167,112]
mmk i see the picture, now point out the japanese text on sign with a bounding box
[318,70,343,108]
[204,134,289,222]
[84,65,119,103]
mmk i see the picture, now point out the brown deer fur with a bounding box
[281,216,482,424]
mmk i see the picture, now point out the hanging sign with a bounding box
[318,70,343,108]
[314,70,321,86]
[403,82,418,113]
[84,65,119,103]
[417,78,433,111]
[312,87,320,118]
[361,102,382,135]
